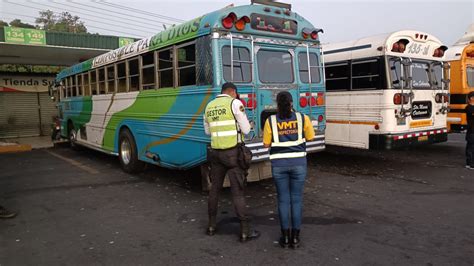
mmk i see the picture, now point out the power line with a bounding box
[30,0,167,30]
[7,11,156,36]
[41,0,175,26]
[45,0,170,29]
[4,0,163,34]
[94,0,185,23]
[1,15,146,38]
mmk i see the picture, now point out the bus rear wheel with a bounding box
[119,129,145,174]
[68,123,79,150]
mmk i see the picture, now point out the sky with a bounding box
[0,0,473,46]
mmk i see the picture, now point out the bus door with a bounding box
[253,45,299,139]
[220,35,258,141]
[294,45,324,130]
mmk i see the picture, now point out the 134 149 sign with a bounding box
[411,101,432,119]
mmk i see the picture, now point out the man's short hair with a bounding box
[221,82,237,94]
[468,91,474,99]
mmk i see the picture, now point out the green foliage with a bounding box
[0,20,9,27]
[35,10,87,33]
[8,19,36,29]
[0,64,65,74]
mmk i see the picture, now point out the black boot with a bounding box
[291,229,300,248]
[239,220,260,242]
[279,229,290,248]
[206,215,216,236]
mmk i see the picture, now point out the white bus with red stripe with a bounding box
[324,30,449,149]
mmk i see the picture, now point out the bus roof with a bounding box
[57,3,319,81]
[445,43,474,62]
[324,30,446,63]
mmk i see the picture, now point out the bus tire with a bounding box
[68,122,79,150]
[119,128,145,174]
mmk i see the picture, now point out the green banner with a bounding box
[119,37,135,47]
[4,27,46,45]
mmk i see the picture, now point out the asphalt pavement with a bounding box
[0,133,473,265]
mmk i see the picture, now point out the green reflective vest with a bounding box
[205,96,239,149]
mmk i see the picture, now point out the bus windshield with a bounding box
[257,49,294,83]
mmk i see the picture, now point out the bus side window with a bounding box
[98,68,106,94]
[352,58,381,90]
[117,62,127,93]
[326,62,350,91]
[90,70,98,95]
[106,65,116,93]
[141,51,155,90]
[177,43,196,86]
[65,78,70,98]
[299,53,321,83]
[196,36,213,86]
[158,49,174,88]
[468,67,474,87]
[83,72,90,96]
[77,74,83,96]
[389,58,401,89]
[71,76,77,97]
[128,58,140,92]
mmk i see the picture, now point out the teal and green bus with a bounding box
[51,1,326,184]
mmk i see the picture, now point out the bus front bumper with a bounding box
[246,134,326,162]
[369,128,448,150]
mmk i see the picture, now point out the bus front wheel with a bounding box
[68,123,79,150]
[118,129,145,174]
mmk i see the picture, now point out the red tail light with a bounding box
[310,97,317,106]
[433,48,445,57]
[302,32,309,39]
[235,16,250,31]
[299,97,308,108]
[222,12,237,29]
[435,93,449,103]
[393,93,409,105]
[318,115,324,122]
[311,31,318,40]
[247,99,256,109]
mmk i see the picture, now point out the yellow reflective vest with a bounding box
[205,96,240,149]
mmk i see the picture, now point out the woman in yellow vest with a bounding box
[263,91,315,249]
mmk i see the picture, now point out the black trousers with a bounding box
[466,133,474,167]
[208,147,247,221]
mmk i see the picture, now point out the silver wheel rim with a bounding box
[121,139,132,165]
[70,129,76,144]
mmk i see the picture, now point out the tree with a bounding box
[9,19,36,29]
[35,10,87,33]
[0,20,9,27]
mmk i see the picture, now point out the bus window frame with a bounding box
[222,45,253,84]
[325,61,351,91]
[297,51,322,84]
[106,64,116,94]
[175,41,197,87]
[351,58,383,91]
[77,74,83,96]
[141,50,157,90]
[90,69,98,95]
[127,58,140,92]
[466,65,474,88]
[256,48,295,84]
[157,47,175,89]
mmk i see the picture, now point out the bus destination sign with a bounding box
[250,14,297,35]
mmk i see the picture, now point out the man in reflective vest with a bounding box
[203,82,260,242]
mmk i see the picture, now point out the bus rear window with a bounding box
[222,46,252,83]
[412,62,430,88]
[298,53,321,84]
[467,67,474,87]
[257,50,293,84]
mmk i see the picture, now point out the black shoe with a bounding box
[279,229,290,248]
[240,229,260,242]
[291,229,300,249]
[207,215,216,236]
[0,206,17,219]
[239,220,260,242]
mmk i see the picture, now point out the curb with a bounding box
[0,144,32,154]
